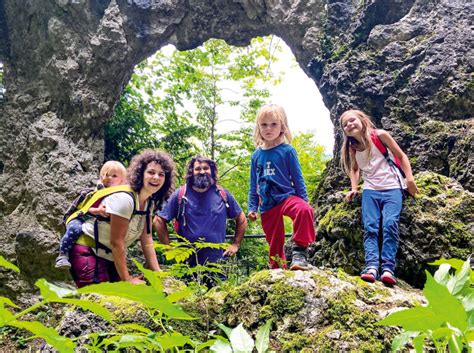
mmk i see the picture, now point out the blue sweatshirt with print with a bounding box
[248,143,308,213]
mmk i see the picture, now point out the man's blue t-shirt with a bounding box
[157,184,242,265]
[248,143,308,213]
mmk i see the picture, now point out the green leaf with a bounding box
[431,327,455,340]
[447,334,463,353]
[77,281,192,319]
[412,333,427,353]
[57,298,112,322]
[434,263,452,286]
[449,258,471,296]
[424,271,468,331]
[0,296,19,309]
[154,332,195,350]
[217,323,233,338]
[35,279,77,300]
[255,319,272,353]
[210,338,233,353]
[429,258,465,271]
[461,290,474,312]
[11,320,75,353]
[132,259,163,292]
[0,305,15,326]
[377,307,442,331]
[0,255,19,273]
[229,323,254,353]
[196,339,218,352]
[166,286,194,303]
[390,331,417,352]
[118,323,152,334]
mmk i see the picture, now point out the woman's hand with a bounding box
[346,190,359,202]
[247,212,258,221]
[127,276,145,285]
[406,179,419,197]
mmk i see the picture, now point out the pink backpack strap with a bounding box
[370,130,405,177]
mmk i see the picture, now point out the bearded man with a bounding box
[153,155,247,268]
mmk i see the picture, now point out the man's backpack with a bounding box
[64,185,153,253]
[173,184,230,234]
[370,130,406,178]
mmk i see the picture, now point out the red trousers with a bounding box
[261,196,316,269]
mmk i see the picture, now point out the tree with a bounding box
[291,132,330,197]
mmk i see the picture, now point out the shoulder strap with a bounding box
[177,184,187,204]
[65,185,134,225]
[370,130,388,157]
[216,185,229,208]
[176,185,188,227]
[371,130,406,179]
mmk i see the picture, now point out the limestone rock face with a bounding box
[0,0,472,296]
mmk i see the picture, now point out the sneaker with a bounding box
[381,271,397,286]
[55,254,71,269]
[289,246,309,270]
[360,268,377,283]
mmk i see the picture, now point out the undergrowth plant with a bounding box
[0,253,273,352]
[377,257,474,352]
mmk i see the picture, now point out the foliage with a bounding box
[107,36,283,182]
[105,84,161,164]
[212,320,274,353]
[1,254,279,352]
[291,132,329,197]
[377,257,474,352]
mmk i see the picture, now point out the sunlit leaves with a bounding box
[0,255,19,273]
[77,281,193,320]
[377,258,473,352]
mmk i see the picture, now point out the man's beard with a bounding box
[192,174,214,189]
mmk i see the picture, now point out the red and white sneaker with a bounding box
[360,268,377,283]
[381,271,397,286]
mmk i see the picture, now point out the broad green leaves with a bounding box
[214,320,274,353]
[377,257,474,352]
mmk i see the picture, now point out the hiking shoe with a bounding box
[381,271,397,286]
[289,247,309,270]
[360,268,377,283]
[55,254,71,269]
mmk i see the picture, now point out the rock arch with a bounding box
[0,0,472,295]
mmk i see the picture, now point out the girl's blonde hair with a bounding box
[253,104,293,147]
[339,109,375,175]
[99,160,127,180]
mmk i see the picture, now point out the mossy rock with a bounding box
[170,268,423,351]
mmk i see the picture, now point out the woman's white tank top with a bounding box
[355,144,406,190]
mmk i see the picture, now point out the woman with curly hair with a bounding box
[70,150,176,287]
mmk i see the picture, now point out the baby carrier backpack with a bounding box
[64,185,153,253]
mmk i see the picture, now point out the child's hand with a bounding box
[248,212,258,221]
[346,190,359,202]
[91,205,109,217]
[406,179,419,197]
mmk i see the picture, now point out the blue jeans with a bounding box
[362,189,403,274]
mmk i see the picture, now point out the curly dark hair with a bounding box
[185,155,218,186]
[128,149,176,210]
